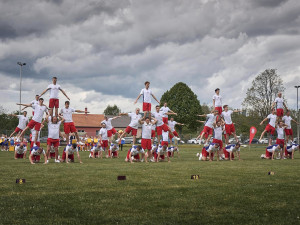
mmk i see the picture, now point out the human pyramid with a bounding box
[8,77,300,164]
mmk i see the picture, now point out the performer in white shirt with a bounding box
[8,111,29,140]
[14,143,27,159]
[21,95,40,115]
[221,105,241,145]
[160,102,176,124]
[259,108,277,146]
[271,92,288,119]
[213,88,222,116]
[196,110,219,146]
[282,111,299,143]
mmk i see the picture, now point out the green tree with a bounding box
[160,82,203,132]
[104,105,121,116]
[242,69,285,118]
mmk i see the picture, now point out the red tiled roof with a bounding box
[73,114,104,128]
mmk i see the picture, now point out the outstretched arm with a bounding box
[271,102,276,109]
[111,116,121,120]
[75,110,88,113]
[119,113,129,116]
[134,94,142,104]
[59,89,70,100]
[39,88,50,98]
[151,117,157,125]
[16,103,31,107]
[151,94,160,104]
[292,119,299,125]
[259,118,268,126]
[196,120,205,123]
[166,112,177,116]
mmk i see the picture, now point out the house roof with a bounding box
[73,114,104,128]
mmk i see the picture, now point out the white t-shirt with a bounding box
[31,129,41,142]
[130,147,144,155]
[47,84,61,99]
[60,107,75,123]
[160,106,170,118]
[110,144,119,152]
[276,126,285,140]
[99,128,108,141]
[162,131,169,142]
[213,94,222,107]
[32,104,48,123]
[142,122,152,139]
[31,99,39,108]
[140,88,153,103]
[101,118,113,130]
[17,115,29,130]
[15,145,27,154]
[286,144,299,152]
[31,147,45,155]
[206,144,219,152]
[274,97,284,109]
[266,145,280,153]
[91,145,103,152]
[282,116,292,129]
[221,110,233,125]
[128,113,142,129]
[48,117,61,139]
[151,120,156,130]
[267,114,277,128]
[153,111,164,127]
[152,145,157,152]
[213,126,223,140]
[168,121,177,132]
[157,146,167,155]
[225,144,240,152]
[65,144,78,155]
[205,114,216,128]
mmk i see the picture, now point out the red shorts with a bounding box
[265,149,274,158]
[161,141,169,147]
[265,124,276,135]
[151,130,156,138]
[107,128,117,137]
[14,127,23,133]
[201,148,214,158]
[49,152,56,158]
[47,138,60,147]
[141,138,152,150]
[27,120,41,131]
[154,152,165,160]
[143,102,151,112]
[276,139,285,148]
[215,107,222,116]
[64,122,77,134]
[170,131,179,138]
[91,151,99,157]
[30,141,40,148]
[49,98,59,108]
[285,148,292,156]
[163,117,168,124]
[225,124,235,136]
[125,126,137,136]
[212,139,223,150]
[223,148,235,159]
[111,151,118,157]
[156,124,169,135]
[285,129,293,136]
[126,150,140,160]
[201,126,213,137]
[32,111,34,116]
[168,151,172,157]
[16,153,24,158]
[31,155,40,161]
[101,140,108,148]
[62,151,74,161]
[276,108,283,117]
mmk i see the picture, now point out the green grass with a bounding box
[0,144,300,225]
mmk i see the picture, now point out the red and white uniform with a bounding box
[62,144,78,161]
[154,145,167,160]
[161,131,169,147]
[202,144,219,158]
[15,145,27,158]
[223,144,239,159]
[213,94,222,115]
[48,83,61,108]
[212,125,223,150]
[125,113,142,136]
[160,106,170,123]
[14,115,29,133]
[126,146,144,160]
[285,144,299,156]
[101,118,117,137]
[153,111,170,136]
[282,115,293,136]
[140,88,152,111]
[141,121,153,151]
[30,129,41,148]
[168,120,179,137]
[60,107,77,134]
[109,144,119,157]
[90,145,102,157]
[265,144,280,158]
[264,114,277,135]
[47,117,61,148]
[28,104,48,131]
[276,126,285,147]
[30,147,45,161]
[274,97,284,117]
[31,99,39,115]
[221,110,235,136]
[200,114,216,138]
[99,127,108,148]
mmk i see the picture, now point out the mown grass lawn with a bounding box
[0,144,299,225]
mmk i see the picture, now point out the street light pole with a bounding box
[295,86,300,144]
[17,62,26,115]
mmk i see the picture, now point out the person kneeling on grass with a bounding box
[14,143,27,159]
[224,143,241,161]
[125,145,145,163]
[109,144,119,158]
[198,143,220,161]
[29,146,47,164]
[154,144,170,163]
[171,146,180,158]
[61,143,82,163]
[285,143,299,159]
[261,144,283,160]
[90,144,103,159]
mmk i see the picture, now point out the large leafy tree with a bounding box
[104,104,121,116]
[160,82,203,132]
[242,69,285,118]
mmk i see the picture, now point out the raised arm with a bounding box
[39,88,50,98]
[59,88,70,100]
[151,117,157,125]
[271,102,276,109]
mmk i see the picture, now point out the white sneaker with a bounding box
[196,153,200,157]
[55,159,60,163]
[58,155,60,159]
[33,143,37,147]
[199,153,202,160]
[89,153,92,158]
[260,154,265,159]
[47,160,49,163]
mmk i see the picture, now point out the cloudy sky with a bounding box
[0,0,299,114]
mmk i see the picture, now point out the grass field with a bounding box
[1,144,300,225]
